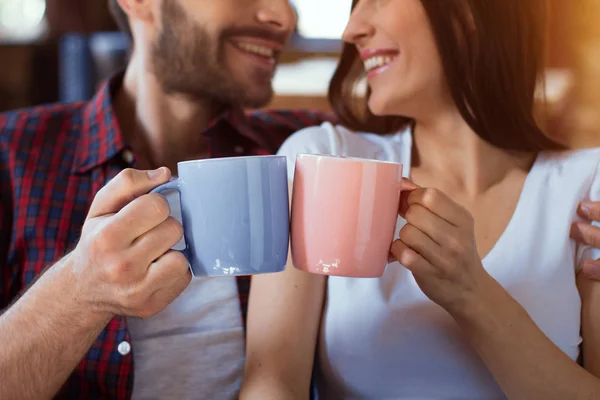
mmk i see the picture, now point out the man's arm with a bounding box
[0,126,104,398]
[0,168,192,400]
[0,257,112,399]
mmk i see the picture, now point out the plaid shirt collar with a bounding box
[72,73,267,174]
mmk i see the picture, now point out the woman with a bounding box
[241,0,600,398]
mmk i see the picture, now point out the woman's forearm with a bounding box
[240,377,307,400]
[453,275,600,400]
[241,259,326,400]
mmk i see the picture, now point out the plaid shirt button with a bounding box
[121,149,135,165]
[117,341,131,356]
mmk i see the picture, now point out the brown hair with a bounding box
[569,0,600,146]
[108,0,133,40]
[328,0,564,152]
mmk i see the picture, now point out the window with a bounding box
[0,0,47,41]
[293,0,352,40]
[273,1,355,96]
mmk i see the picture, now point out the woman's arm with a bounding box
[391,186,600,400]
[240,256,327,400]
[450,274,600,400]
[579,274,600,376]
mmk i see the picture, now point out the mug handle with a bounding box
[150,178,192,262]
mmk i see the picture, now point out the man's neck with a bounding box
[113,58,228,172]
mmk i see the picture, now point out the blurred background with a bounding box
[0,0,598,147]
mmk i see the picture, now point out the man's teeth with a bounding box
[364,56,394,72]
[237,42,274,58]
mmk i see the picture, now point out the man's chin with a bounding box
[236,87,274,109]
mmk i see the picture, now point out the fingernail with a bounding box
[400,248,417,266]
[580,204,591,218]
[570,223,583,240]
[583,261,600,279]
[147,167,164,180]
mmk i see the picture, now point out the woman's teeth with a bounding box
[364,56,394,72]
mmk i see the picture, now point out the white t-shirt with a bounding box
[277,122,600,399]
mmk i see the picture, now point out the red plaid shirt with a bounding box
[0,74,332,399]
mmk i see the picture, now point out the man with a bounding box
[0,0,331,398]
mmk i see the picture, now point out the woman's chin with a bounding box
[368,94,416,119]
[367,97,391,116]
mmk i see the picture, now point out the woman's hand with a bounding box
[390,183,493,314]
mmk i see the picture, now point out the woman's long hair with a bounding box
[328,0,564,152]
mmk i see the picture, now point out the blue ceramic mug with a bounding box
[151,156,289,277]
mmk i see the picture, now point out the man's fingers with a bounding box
[571,222,600,248]
[147,250,191,287]
[130,217,184,263]
[88,167,171,219]
[144,251,192,314]
[581,260,600,280]
[578,202,600,222]
[109,193,172,242]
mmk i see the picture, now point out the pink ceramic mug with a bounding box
[290,154,403,278]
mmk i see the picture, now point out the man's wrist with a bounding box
[26,255,114,331]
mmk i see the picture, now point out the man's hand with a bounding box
[0,167,191,400]
[571,201,600,279]
[70,167,192,319]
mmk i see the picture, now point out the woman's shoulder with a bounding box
[277,122,411,161]
[540,147,600,179]
[535,148,600,202]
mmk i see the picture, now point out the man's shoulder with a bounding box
[245,108,337,133]
[0,102,87,151]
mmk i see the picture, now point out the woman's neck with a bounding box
[409,110,535,197]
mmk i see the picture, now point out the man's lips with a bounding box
[230,37,284,60]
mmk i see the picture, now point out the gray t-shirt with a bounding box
[128,276,245,400]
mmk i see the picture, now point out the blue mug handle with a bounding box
[150,178,192,262]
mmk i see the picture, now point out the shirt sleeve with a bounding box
[276,122,347,181]
[0,120,13,308]
[576,157,600,270]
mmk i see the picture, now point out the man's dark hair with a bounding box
[108,0,133,40]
